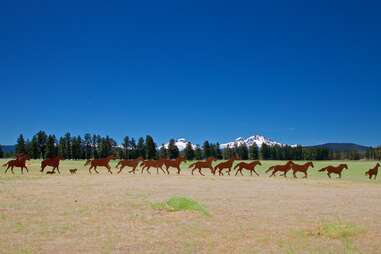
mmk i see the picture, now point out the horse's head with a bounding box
[376,162,381,167]
[342,164,349,170]
[287,160,294,165]
[84,159,92,166]
[308,162,314,168]
[108,155,116,160]
[256,160,262,166]
[58,155,65,160]
[207,157,216,162]
[137,156,144,161]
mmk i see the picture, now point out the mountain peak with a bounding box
[220,134,282,149]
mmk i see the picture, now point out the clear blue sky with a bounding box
[1,0,380,146]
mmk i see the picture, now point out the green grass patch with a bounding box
[152,196,209,216]
[306,222,363,239]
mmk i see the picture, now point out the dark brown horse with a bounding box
[291,162,314,178]
[214,157,238,176]
[365,163,380,180]
[40,155,64,174]
[116,157,143,174]
[163,157,186,174]
[140,159,166,175]
[85,155,115,174]
[318,164,348,178]
[2,154,30,174]
[189,157,215,176]
[234,160,262,176]
[265,161,294,177]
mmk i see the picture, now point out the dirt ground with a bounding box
[1,160,381,253]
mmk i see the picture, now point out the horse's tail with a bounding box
[319,167,328,172]
[188,162,196,169]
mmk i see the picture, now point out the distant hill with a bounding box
[1,145,15,153]
[305,143,370,152]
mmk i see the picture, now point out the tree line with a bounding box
[0,131,380,161]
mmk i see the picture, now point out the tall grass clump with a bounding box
[152,196,209,216]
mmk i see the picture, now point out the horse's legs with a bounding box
[147,167,151,175]
[89,166,92,174]
[160,167,166,175]
[94,166,99,174]
[176,166,181,175]
[227,168,231,176]
[235,169,240,176]
[253,169,260,176]
[199,168,205,176]
[106,165,113,174]
[293,170,297,179]
[118,165,125,174]
[270,170,276,177]
[191,168,195,175]
[166,166,170,175]
[327,172,331,178]
[56,166,61,174]
[303,171,308,178]
[25,166,29,173]
[11,166,15,174]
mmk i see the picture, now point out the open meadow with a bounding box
[1,159,381,254]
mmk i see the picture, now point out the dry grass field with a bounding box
[1,159,381,254]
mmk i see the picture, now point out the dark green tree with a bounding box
[122,136,130,159]
[136,137,145,158]
[0,144,3,158]
[16,134,27,154]
[202,141,212,159]
[194,145,203,160]
[249,144,259,160]
[158,144,168,159]
[145,135,157,159]
[183,142,195,160]
[167,139,179,159]
[36,131,48,158]
[260,143,271,160]
[45,135,58,158]
[237,143,249,160]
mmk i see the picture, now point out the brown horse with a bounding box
[40,155,64,174]
[189,157,215,176]
[116,157,144,174]
[265,161,294,177]
[291,162,314,178]
[234,160,262,176]
[214,157,238,176]
[140,159,166,175]
[365,163,380,180]
[86,155,115,174]
[3,154,30,174]
[163,157,186,174]
[318,164,348,178]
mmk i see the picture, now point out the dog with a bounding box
[69,168,78,175]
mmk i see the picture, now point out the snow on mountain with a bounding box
[220,135,283,149]
[162,138,196,151]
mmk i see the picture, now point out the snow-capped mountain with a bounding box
[220,135,283,149]
[162,138,196,151]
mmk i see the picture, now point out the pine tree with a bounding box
[249,144,259,160]
[260,143,270,160]
[215,143,223,159]
[0,144,3,158]
[237,143,249,160]
[137,137,145,158]
[145,135,157,159]
[194,145,203,160]
[36,131,48,158]
[83,133,92,159]
[184,142,195,160]
[129,138,137,159]
[45,135,57,158]
[16,134,27,154]
[122,136,130,159]
[158,145,168,159]
[202,141,212,159]
[29,136,39,159]
[167,139,179,159]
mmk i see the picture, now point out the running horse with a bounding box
[291,162,314,178]
[163,156,186,174]
[365,163,380,180]
[234,160,262,176]
[214,156,238,176]
[116,157,144,174]
[2,154,30,174]
[140,159,166,175]
[85,155,116,174]
[318,164,348,178]
[189,157,215,176]
[265,161,294,177]
[40,155,65,174]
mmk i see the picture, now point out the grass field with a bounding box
[1,159,381,253]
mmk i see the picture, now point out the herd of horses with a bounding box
[2,154,380,180]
